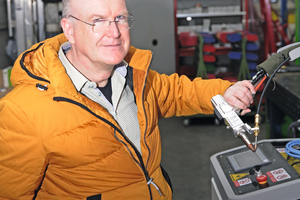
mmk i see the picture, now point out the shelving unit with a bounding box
[176,12,246,18]
[174,1,247,80]
[174,1,254,126]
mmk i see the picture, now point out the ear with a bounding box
[61,18,75,44]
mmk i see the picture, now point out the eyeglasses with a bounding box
[67,13,135,32]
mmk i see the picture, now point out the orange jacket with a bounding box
[0,34,232,200]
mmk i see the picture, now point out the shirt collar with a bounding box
[58,41,128,91]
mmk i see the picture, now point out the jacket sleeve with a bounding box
[0,99,47,199]
[147,70,234,118]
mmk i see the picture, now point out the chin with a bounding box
[106,58,125,66]
[110,53,127,64]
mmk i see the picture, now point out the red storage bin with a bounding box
[179,32,198,47]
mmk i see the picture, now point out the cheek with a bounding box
[73,28,95,47]
[123,31,131,52]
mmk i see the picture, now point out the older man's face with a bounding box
[70,0,131,69]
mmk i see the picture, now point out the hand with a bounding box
[223,80,256,115]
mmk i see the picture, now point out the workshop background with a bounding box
[0,0,299,200]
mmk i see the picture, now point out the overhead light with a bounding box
[186,16,192,21]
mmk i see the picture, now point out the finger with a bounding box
[239,84,254,106]
[236,87,253,106]
[240,108,251,116]
[228,96,248,110]
[242,80,256,94]
[244,89,254,105]
[234,90,252,108]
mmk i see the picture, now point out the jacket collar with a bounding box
[58,41,129,92]
[11,33,152,100]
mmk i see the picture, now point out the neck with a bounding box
[66,50,114,87]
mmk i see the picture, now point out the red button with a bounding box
[256,175,268,184]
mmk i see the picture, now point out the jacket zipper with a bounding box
[53,96,157,199]
[141,55,163,197]
[142,65,151,169]
[140,59,163,197]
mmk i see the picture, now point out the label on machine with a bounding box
[266,168,291,183]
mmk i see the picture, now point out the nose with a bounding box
[106,21,121,38]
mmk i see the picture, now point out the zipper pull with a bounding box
[147,178,162,196]
[36,83,48,91]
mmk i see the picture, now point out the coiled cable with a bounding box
[285,139,300,159]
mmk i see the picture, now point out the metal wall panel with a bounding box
[126,0,176,75]
[0,0,13,69]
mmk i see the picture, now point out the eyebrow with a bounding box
[89,14,105,21]
[88,11,129,20]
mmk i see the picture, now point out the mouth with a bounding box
[102,44,122,51]
[103,44,121,47]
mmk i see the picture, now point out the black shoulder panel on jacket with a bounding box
[126,65,134,93]
[87,194,102,200]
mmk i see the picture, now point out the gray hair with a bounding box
[62,0,72,17]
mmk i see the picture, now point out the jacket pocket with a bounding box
[87,194,101,200]
[161,165,173,193]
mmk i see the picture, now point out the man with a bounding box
[0,0,255,199]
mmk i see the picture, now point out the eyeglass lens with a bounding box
[93,15,134,32]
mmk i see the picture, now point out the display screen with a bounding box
[227,148,271,172]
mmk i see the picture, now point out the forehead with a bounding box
[72,0,128,18]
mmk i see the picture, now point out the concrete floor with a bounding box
[159,115,267,200]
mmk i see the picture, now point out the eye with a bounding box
[93,18,107,23]
[115,15,127,22]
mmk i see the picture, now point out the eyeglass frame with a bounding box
[66,13,135,32]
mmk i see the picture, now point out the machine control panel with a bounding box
[211,139,300,200]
